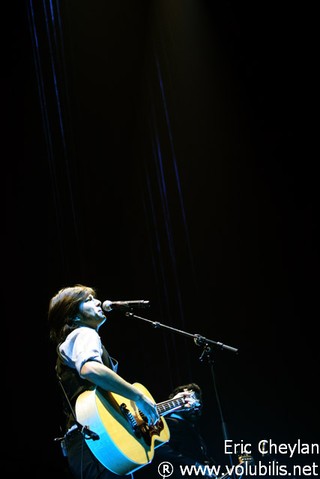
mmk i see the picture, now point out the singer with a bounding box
[48,284,159,479]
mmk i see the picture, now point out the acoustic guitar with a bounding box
[75,382,201,476]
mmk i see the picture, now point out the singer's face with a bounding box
[77,294,106,330]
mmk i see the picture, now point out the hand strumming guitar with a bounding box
[135,392,160,425]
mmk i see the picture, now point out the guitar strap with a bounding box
[57,375,78,425]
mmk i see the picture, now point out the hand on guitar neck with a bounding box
[170,389,202,413]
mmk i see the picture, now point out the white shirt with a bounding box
[59,326,104,375]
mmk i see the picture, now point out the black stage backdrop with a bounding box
[7,1,318,477]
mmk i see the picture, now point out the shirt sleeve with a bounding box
[59,327,103,374]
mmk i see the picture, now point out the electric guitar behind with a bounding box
[75,382,201,476]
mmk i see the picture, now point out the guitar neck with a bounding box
[156,397,187,416]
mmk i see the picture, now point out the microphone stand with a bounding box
[125,312,238,478]
[125,312,238,354]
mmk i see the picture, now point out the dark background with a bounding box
[7,1,318,477]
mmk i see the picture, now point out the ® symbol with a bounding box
[158,461,174,478]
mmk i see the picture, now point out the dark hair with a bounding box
[48,284,96,345]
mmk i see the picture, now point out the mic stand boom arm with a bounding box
[125,312,238,354]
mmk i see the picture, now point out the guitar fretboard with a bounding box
[156,397,186,415]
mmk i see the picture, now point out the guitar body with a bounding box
[75,382,170,476]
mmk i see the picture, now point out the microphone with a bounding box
[102,300,150,312]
